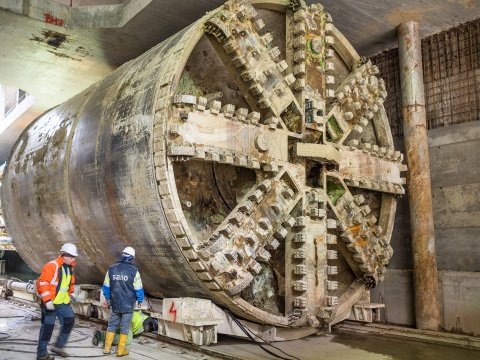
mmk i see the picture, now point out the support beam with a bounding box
[397,21,440,331]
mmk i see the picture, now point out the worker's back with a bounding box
[107,260,138,313]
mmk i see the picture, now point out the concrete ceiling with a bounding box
[0,0,479,162]
[321,0,480,56]
[0,0,225,161]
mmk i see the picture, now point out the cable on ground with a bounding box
[224,309,302,360]
[0,347,109,357]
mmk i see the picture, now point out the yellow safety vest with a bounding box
[132,311,149,335]
[53,266,72,305]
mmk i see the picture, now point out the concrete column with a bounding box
[397,21,441,331]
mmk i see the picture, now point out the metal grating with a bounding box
[371,48,403,136]
[371,18,480,136]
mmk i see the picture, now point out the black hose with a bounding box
[0,332,11,340]
[0,348,109,357]
[242,321,304,360]
[0,341,97,348]
[224,309,302,360]
[1,334,89,344]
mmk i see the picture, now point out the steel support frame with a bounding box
[397,21,441,331]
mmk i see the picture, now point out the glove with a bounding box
[45,301,55,311]
[70,294,77,303]
[102,300,110,309]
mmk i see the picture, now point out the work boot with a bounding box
[116,334,129,357]
[104,331,115,354]
[92,330,100,346]
[36,355,55,360]
[92,329,106,346]
[50,346,68,357]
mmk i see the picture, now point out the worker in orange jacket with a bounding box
[36,243,78,360]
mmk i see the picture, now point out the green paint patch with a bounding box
[177,73,204,97]
[327,178,345,205]
[326,115,343,142]
[281,103,302,133]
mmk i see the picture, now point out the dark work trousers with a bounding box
[107,311,134,335]
[37,303,75,357]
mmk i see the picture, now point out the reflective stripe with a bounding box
[48,260,60,285]
[140,312,145,333]
[103,272,110,286]
[39,281,49,286]
[40,291,51,298]
[133,271,143,290]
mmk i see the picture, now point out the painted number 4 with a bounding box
[168,302,177,322]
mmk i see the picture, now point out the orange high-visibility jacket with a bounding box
[36,256,76,304]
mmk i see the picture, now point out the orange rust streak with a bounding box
[355,238,368,247]
[349,224,361,235]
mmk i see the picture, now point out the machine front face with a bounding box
[2,1,404,330]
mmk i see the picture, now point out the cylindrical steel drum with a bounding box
[2,0,405,329]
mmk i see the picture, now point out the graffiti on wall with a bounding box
[44,13,65,27]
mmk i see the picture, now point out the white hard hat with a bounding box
[60,243,78,257]
[122,246,135,257]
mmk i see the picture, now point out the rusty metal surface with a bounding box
[2,1,405,330]
[397,21,441,331]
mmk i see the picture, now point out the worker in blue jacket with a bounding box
[102,247,144,357]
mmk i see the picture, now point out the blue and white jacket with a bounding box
[102,258,144,313]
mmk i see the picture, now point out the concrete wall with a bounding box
[371,120,480,335]
[441,272,480,335]
[0,0,152,28]
[371,270,480,336]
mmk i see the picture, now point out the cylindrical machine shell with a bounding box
[2,22,211,299]
[2,1,403,330]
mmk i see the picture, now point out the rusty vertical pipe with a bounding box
[397,21,440,331]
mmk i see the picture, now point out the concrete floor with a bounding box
[0,300,479,360]
[212,332,480,360]
[0,300,217,360]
